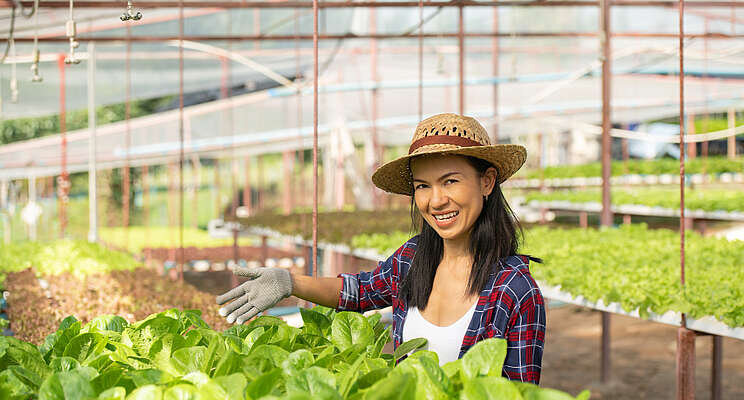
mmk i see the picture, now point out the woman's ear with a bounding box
[481,167,497,197]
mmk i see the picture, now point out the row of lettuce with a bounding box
[0,240,139,287]
[352,224,744,328]
[0,307,588,400]
[517,156,743,180]
[518,187,744,213]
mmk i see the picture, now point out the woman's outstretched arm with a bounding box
[290,273,343,309]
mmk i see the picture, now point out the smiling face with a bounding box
[411,154,496,243]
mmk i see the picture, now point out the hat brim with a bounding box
[371,144,527,196]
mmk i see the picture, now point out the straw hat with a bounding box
[372,113,526,196]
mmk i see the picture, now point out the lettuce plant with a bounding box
[0,308,589,400]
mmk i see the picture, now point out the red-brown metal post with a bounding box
[677,0,693,397]
[491,7,499,143]
[143,164,149,255]
[458,4,465,115]
[312,0,319,280]
[579,211,588,228]
[727,107,736,159]
[712,335,722,400]
[623,214,631,225]
[257,155,264,211]
[232,227,239,287]
[178,0,185,282]
[599,0,613,384]
[123,28,131,234]
[243,157,252,213]
[283,151,294,215]
[214,159,221,218]
[58,54,68,238]
[677,328,696,400]
[370,0,381,209]
[687,113,696,159]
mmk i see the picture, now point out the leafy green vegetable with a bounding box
[1,306,588,399]
[523,187,744,212]
[517,156,744,179]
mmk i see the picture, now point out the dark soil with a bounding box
[6,267,233,345]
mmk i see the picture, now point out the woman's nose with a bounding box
[430,185,449,208]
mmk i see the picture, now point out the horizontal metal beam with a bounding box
[3,0,744,9]
[11,32,744,42]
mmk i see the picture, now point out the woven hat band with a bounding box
[408,135,484,154]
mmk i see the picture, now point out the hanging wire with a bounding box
[30,0,42,82]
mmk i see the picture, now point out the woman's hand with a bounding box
[215,267,293,324]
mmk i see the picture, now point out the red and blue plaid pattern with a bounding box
[337,235,545,384]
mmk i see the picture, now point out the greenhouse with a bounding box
[0,0,743,399]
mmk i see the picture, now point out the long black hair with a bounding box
[399,155,542,311]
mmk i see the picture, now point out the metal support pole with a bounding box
[687,113,696,159]
[28,175,37,241]
[1,180,9,244]
[214,159,221,218]
[623,214,631,225]
[178,0,185,282]
[458,4,465,115]
[600,0,613,384]
[491,6,499,143]
[231,227,239,287]
[312,0,319,280]
[677,0,693,397]
[727,107,736,159]
[123,26,132,233]
[677,328,696,400]
[579,211,588,228]
[282,151,293,215]
[370,1,381,209]
[243,157,252,213]
[257,156,264,211]
[87,42,98,243]
[711,335,722,400]
[143,164,149,244]
[58,54,68,238]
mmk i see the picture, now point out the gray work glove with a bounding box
[216,267,293,324]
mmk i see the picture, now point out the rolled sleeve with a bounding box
[336,258,394,313]
[336,237,421,313]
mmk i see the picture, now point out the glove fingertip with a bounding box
[234,267,262,278]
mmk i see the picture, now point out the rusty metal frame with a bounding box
[5,1,744,8]
[14,32,744,42]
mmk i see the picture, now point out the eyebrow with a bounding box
[413,171,461,183]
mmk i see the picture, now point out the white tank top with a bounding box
[402,300,479,366]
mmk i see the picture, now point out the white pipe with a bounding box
[87,42,98,243]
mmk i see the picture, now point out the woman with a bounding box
[216,113,545,384]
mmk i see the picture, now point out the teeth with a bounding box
[434,211,458,221]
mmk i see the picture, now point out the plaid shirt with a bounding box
[337,235,546,384]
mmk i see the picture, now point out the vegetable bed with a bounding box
[352,224,744,328]
[0,240,139,287]
[5,268,231,346]
[0,307,588,400]
[517,156,743,180]
[521,187,744,213]
[100,227,259,255]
